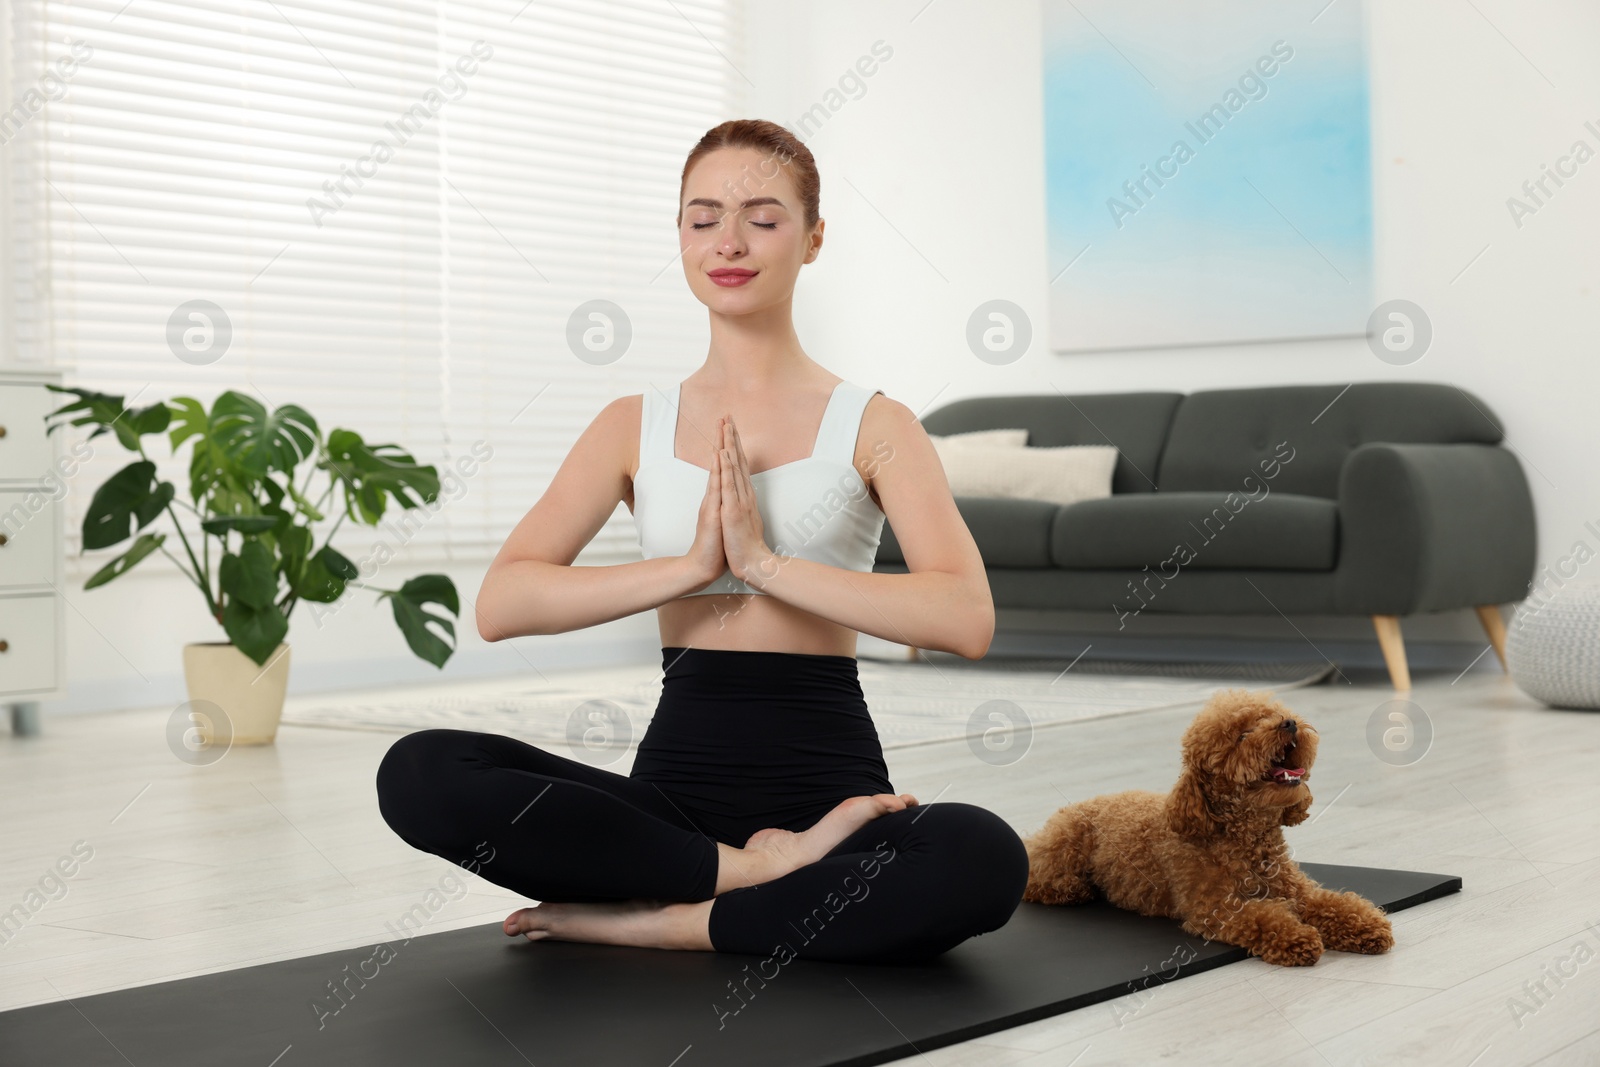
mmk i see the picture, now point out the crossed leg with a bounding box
[705,800,1030,963]
[502,793,925,953]
[375,730,928,953]
[375,729,1027,963]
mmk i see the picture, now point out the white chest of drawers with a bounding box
[0,367,66,736]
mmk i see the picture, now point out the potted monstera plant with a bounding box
[44,385,461,746]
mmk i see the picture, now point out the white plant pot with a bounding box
[181,641,292,746]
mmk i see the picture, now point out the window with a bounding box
[3,0,744,575]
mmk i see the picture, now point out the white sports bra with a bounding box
[632,379,888,596]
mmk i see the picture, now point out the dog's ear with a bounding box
[1282,789,1313,826]
[1165,769,1219,838]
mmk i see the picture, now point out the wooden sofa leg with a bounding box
[906,644,919,662]
[1372,615,1412,691]
[1475,605,1509,672]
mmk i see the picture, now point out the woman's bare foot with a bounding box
[718,792,917,893]
[503,898,713,951]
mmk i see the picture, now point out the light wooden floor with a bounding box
[2,661,1597,1066]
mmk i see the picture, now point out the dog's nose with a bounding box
[1280,720,1297,735]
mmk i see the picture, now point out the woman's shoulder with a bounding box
[849,386,925,483]
[568,392,648,480]
[592,389,646,427]
[854,384,913,430]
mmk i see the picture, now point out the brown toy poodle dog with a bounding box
[1022,689,1393,966]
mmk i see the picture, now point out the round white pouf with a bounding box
[1507,583,1600,710]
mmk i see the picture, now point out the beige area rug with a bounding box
[280,652,1334,755]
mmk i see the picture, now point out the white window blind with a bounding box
[4,0,744,578]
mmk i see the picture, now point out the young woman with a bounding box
[376,119,1029,964]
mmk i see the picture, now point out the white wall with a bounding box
[28,0,1600,716]
[35,562,662,718]
[744,0,1600,656]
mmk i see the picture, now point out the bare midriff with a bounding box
[656,593,859,656]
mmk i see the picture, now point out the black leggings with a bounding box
[375,647,1029,964]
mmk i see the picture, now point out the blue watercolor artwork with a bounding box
[1043,0,1373,351]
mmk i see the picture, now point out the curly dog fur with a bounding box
[1021,689,1393,966]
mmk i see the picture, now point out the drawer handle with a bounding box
[0,640,7,652]
[0,533,7,546]
[0,424,6,437]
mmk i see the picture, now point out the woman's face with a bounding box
[678,146,821,313]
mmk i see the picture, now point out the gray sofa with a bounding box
[872,382,1537,689]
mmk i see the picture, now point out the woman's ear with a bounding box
[1165,769,1218,838]
[1282,789,1313,826]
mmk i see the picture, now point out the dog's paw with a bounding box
[1302,892,1395,955]
[1022,874,1093,906]
[1322,909,1394,955]
[1255,924,1324,967]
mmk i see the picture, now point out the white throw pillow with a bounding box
[928,428,1030,451]
[938,443,1119,507]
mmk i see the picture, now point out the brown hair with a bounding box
[677,119,820,232]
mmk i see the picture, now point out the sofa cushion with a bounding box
[877,497,1058,568]
[1155,383,1503,499]
[920,391,1183,494]
[938,444,1119,507]
[928,428,1030,449]
[1051,492,1339,571]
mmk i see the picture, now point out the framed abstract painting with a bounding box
[1043,0,1374,352]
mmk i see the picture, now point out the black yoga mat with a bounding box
[0,862,1459,1067]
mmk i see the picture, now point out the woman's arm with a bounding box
[475,395,709,642]
[718,393,995,659]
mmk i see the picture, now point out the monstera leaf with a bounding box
[321,428,441,525]
[219,539,288,665]
[379,574,460,669]
[82,461,176,551]
[44,385,171,452]
[207,391,320,479]
[83,532,167,590]
[294,544,359,604]
[222,595,290,667]
[170,396,238,506]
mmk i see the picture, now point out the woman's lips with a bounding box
[709,271,757,288]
